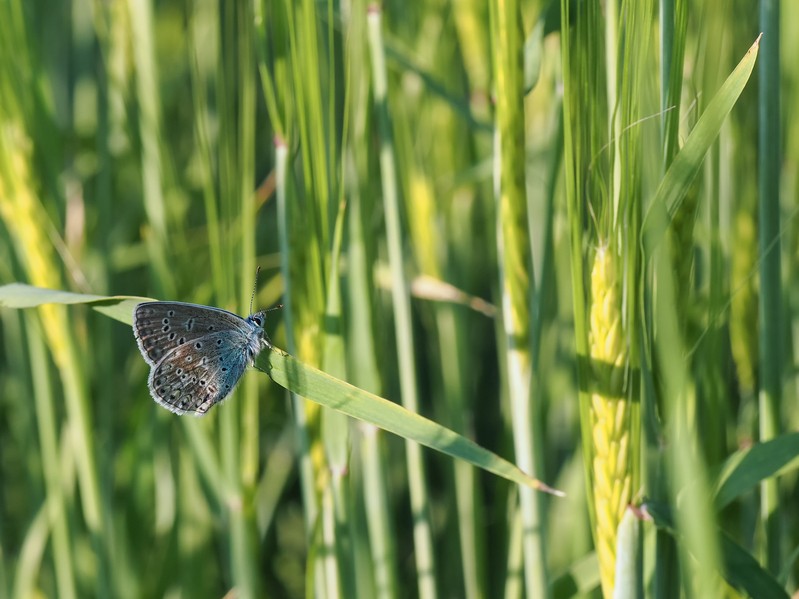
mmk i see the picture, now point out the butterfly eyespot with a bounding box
[178,337,186,344]
[207,325,215,331]
[221,367,228,372]
[162,325,170,332]
[181,374,188,381]
[195,342,202,349]
[186,318,195,330]
[200,380,206,386]
[176,368,183,375]
[168,333,176,340]
[162,318,169,324]
[216,339,223,346]
[167,310,175,317]
[186,356,192,362]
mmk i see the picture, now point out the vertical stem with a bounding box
[490,0,547,596]
[367,7,438,598]
[758,0,782,573]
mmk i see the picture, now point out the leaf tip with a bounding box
[534,479,566,497]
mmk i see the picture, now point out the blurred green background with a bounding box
[1,0,798,598]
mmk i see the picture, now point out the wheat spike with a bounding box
[589,245,632,598]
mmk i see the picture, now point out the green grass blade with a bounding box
[713,432,799,510]
[263,348,561,494]
[0,283,149,323]
[642,34,762,254]
[645,502,789,599]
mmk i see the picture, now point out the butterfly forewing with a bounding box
[148,330,251,415]
[133,302,252,366]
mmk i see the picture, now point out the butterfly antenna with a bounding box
[249,267,261,315]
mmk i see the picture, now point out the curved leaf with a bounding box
[642,34,762,253]
[0,282,563,495]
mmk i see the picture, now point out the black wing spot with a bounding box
[221,367,228,372]
[216,339,223,346]
[200,380,206,386]
[208,325,215,331]
[168,333,176,340]
[195,342,202,349]
[186,318,195,330]
[162,325,170,332]
[167,310,175,317]
[162,318,169,324]
[176,368,183,375]
[178,337,186,344]
[186,356,193,363]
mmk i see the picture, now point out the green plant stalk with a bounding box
[275,139,319,533]
[438,306,485,599]
[648,219,723,599]
[367,9,438,597]
[490,0,547,596]
[322,196,356,597]
[560,0,595,537]
[10,504,48,599]
[758,0,782,573]
[359,425,398,599]
[253,0,286,137]
[188,0,225,296]
[237,0,259,491]
[210,4,259,597]
[26,315,77,599]
[394,96,486,597]
[127,0,174,298]
[346,156,398,599]
[0,127,111,595]
[503,499,523,599]
[322,486,342,598]
[283,0,327,307]
[298,0,331,248]
[652,2,686,597]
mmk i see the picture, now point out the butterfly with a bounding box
[133,301,275,415]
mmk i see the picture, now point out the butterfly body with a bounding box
[133,302,270,415]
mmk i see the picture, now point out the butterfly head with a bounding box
[248,311,266,330]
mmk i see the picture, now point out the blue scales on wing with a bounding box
[147,330,251,415]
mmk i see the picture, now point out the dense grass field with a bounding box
[1,0,798,597]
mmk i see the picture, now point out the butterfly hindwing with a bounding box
[147,330,250,415]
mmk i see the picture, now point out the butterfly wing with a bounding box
[147,330,251,415]
[133,302,249,366]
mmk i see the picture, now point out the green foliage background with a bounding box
[0,0,798,598]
